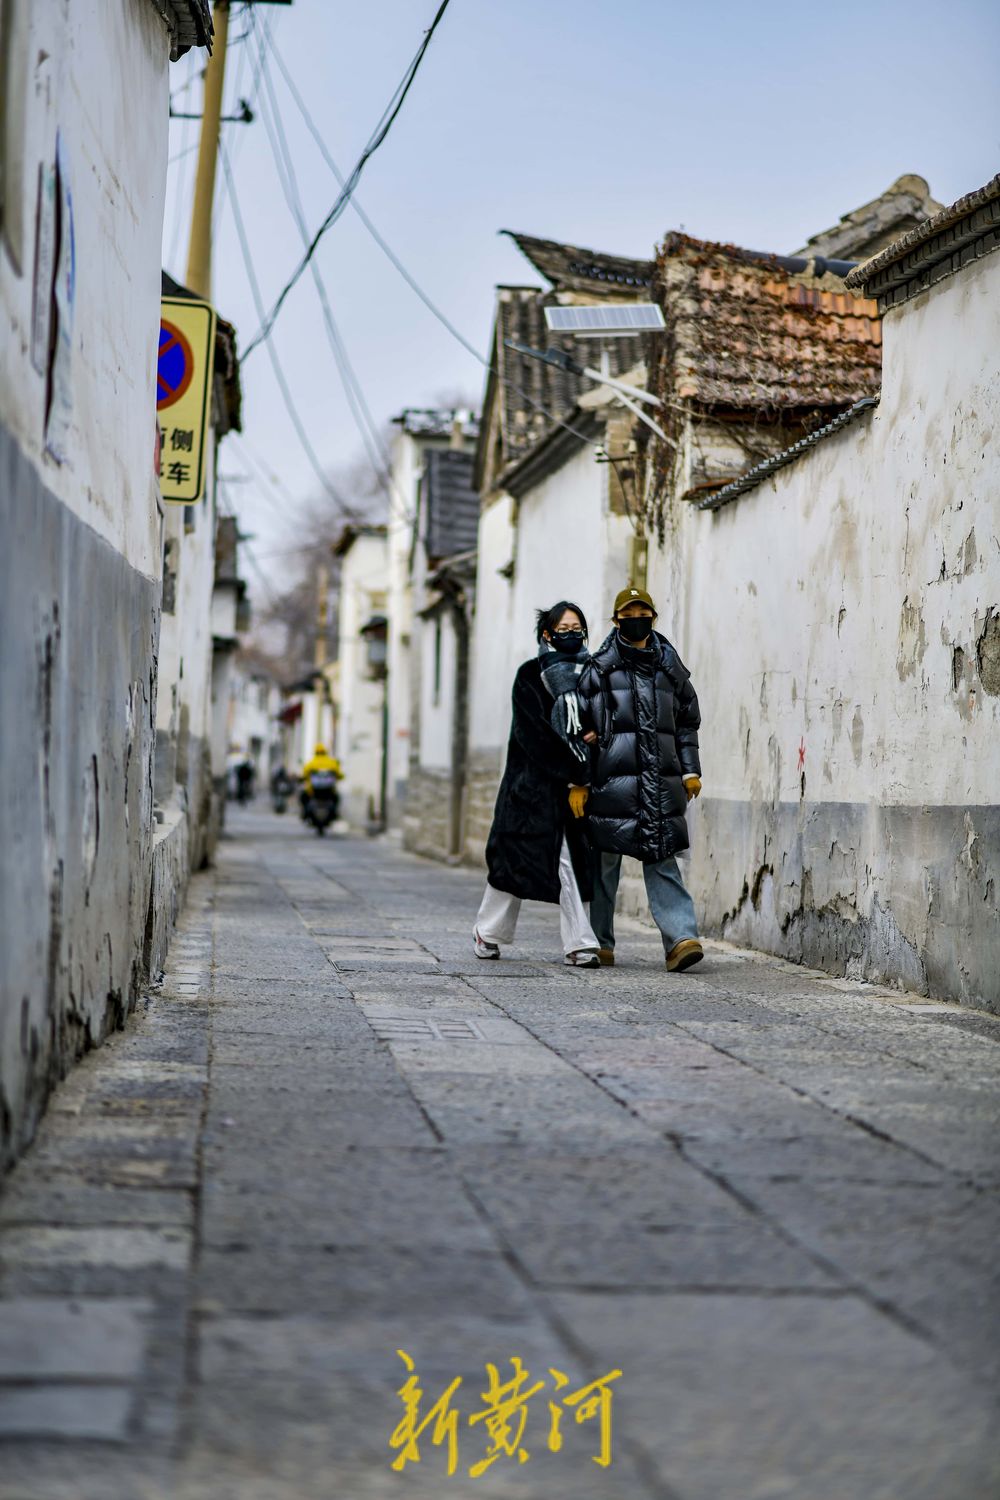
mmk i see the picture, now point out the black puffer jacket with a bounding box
[485,658,593,903]
[577,630,701,863]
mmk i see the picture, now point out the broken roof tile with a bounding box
[656,233,881,413]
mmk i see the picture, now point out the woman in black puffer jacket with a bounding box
[576,588,704,972]
[474,602,602,968]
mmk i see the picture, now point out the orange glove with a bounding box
[684,776,702,801]
[569,786,589,819]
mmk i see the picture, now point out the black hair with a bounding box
[535,600,588,643]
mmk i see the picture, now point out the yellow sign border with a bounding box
[159,296,217,505]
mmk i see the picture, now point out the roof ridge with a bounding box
[845,174,1000,291]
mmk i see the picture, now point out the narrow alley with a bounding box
[1,811,998,1500]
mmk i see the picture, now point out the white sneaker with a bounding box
[473,929,500,960]
[564,949,601,968]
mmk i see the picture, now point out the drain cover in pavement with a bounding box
[370,1017,486,1042]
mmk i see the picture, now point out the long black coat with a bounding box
[485,658,593,903]
[577,631,701,863]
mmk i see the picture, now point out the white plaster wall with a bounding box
[227,670,282,773]
[467,492,516,751]
[0,0,168,578]
[643,249,1000,1003]
[335,533,388,823]
[386,432,419,808]
[156,437,218,751]
[419,612,457,770]
[653,254,1000,809]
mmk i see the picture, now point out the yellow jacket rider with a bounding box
[301,744,343,792]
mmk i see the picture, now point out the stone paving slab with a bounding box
[551,1289,1000,1500]
[2,808,998,1498]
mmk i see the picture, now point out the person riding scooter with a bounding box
[299,744,343,824]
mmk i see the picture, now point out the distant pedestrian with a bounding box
[577,587,704,972]
[474,602,601,967]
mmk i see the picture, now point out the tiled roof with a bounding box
[698,398,878,511]
[794,174,943,262]
[501,232,653,295]
[147,0,212,59]
[392,408,479,440]
[423,450,479,561]
[657,233,882,412]
[493,287,642,466]
[845,174,1000,310]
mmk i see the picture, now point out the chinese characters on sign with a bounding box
[157,296,216,504]
[389,1350,622,1478]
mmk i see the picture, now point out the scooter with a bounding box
[304,771,340,836]
[271,769,293,815]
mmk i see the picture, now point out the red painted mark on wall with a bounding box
[797,738,806,772]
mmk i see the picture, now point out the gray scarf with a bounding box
[538,641,588,763]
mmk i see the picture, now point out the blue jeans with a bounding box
[590,850,699,954]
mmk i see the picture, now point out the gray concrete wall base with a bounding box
[403,766,453,861]
[613,797,1000,1011]
[0,426,160,1169]
[144,802,190,979]
[462,749,504,869]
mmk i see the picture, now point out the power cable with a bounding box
[253,36,411,525]
[241,0,453,361]
[219,142,362,521]
[265,32,622,485]
[268,34,484,372]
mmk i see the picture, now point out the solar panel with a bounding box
[544,303,665,336]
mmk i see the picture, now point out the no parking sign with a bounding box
[158,296,216,504]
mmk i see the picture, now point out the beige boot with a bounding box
[665,939,703,973]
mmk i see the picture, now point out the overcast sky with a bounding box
[161,0,1000,583]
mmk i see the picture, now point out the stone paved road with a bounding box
[2,807,999,1500]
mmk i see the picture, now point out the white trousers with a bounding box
[475,838,599,956]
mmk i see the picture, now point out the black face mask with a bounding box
[551,631,585,654]
[617,616,655,644]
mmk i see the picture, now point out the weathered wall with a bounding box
[156,459,219,870]
[0,431,160,1164]
[335,534,388,829]
[418,611,458,771]
[386,432,420,821]
[645,249,1000,1008]
[0,0,171,1165]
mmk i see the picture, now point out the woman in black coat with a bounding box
[474,602,602,968]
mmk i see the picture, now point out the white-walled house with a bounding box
[0,0,212,1166]
[385,408,479,840]
[461,187,995,1009]
[652,176,1000,1008]
[224,650,284,790]
[402,433,480,861]
[334,525,389,829]
[154,274,243,883]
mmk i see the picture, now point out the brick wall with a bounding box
[462,748,503,869]
[402,766,453,863]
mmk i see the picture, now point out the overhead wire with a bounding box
[264,33,622,480]
[253,32,412,526]
[268,34,484,372]
[219,141,362,522]
[241,0,453,361]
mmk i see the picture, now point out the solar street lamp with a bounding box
[506,303,670,443]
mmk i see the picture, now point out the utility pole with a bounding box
[314,564,329,671]
[185,0,230,298]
